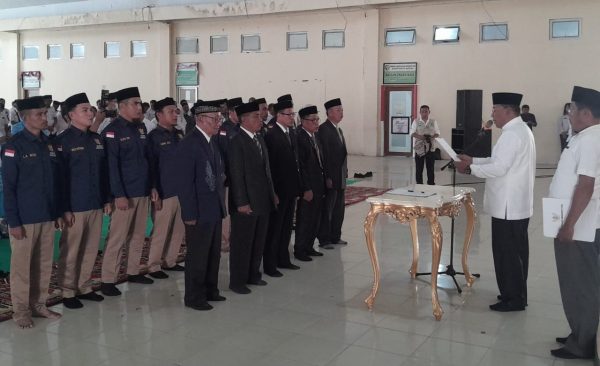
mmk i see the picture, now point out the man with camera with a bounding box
[410,105,440,185]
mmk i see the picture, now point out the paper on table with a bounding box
[542,197,598,242]
[388,187,437,197]
[435,137,460,161]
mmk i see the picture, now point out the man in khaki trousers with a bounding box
[55,93,111,309]
[146,97,185,279]
[100,87,157,296]
[1,96,64,328]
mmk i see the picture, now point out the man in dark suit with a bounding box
[263,99,301,276]
[228,101,277,294]
[294,105,326,261]
[177,100,227,311]
[317,98,348,248]
[267,94,292,126]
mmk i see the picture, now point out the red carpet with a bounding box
[0,186,389,323]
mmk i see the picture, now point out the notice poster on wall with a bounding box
[383,63,417,84]
[391,116,410,134]
[176,62,199,86]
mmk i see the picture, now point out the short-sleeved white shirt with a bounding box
[0,109,10,137]
[549,124,600,226]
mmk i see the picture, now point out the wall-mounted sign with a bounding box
[21,71,41,89]
[176,62,199,86]
[383,62,417,84]
[391,116,410,134]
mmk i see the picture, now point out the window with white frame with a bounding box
[241,34,260,52]
[433,25,460,43]
[480,23,508,42]
[47,44,62,59]
[550,19,580,39]
[385,28,416,46]
[104,42,120,58]
[323,30,345,48]
[287,32,308,50]
[131,40,148,57]
[176,37,199,54]
[70,43,85,59]
[23,45,39,60]
[210,35,228,53]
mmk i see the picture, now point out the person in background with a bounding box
[558,102,571,152]
[410,105,440,185]
[2,96,64,328]
[521,104,537,130]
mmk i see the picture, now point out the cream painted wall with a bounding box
[17,22,170,103]
[172,9,376,155]
[0,32,19,103]
[379,0,598,164]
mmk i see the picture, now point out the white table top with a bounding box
[366,184,475,208]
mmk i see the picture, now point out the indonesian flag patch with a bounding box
[106,131,115,139]
[4,149,15,157]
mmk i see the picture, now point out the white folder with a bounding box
[542,197,598,242]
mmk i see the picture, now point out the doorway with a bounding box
[381,85,417,156]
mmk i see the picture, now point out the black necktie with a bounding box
[311,135,322,168]
[253,135,263,157]
[285,130,291,146]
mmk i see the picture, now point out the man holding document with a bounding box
[546,86,600,360]
[455,92,535,313]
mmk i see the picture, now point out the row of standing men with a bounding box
[1,87,349,328]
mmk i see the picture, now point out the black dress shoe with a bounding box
[100,283,122,296]
[555,337,568,344]
[550,347,591,359]
[149,271,169,279]
[248,279,268,286]
[489,301,525,312]
[333,239,348,245]
[307,249,324,257]
[185,302,213,311]
[229,285,251,294]
[128,274,154,284]
[279,263,300,270]
[162,264,185,271]
[265,270,283,277]
[497,295,528,306]
[319,244,334,250]
[208,294,226,302]
[78,292,104,302]
[294,253,312,262]
[62,297,83,309]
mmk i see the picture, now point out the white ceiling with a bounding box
[0,0,237,20]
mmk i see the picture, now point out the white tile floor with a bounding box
[0,155,595,366]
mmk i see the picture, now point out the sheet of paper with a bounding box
[388,187,437,197]
[542,197,598,242]
[435,137,460,161]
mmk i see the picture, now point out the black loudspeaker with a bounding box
[456,90,483,130]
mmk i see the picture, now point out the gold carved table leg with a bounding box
[364,204,383,310]
[427,212,444,320]
[461,194,477,287]
[409,219,419,278]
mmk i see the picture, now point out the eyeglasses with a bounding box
[280,112,296,117]
[198,114,221,123]
[302,117,320,122]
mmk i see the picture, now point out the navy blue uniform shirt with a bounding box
[102,116,150,199]
[1,128,62,227]
[55,126,109,213]
[147,125,184,200]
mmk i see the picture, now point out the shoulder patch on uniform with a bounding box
[4,149,15,157]
[106,131,115,138]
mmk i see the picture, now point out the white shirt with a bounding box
[9,107,19,123]
[240,126,256,139]
[145,108,155,121]
[195,125,211,143]
[470,116,536,220]
[97,118,113,134]
[549,124,600,227]
[46,107,56,127]
[276,122,289,134]
[176,113,187,131]
[144,118,157,133]
[557,115,571,136]
[410,118,440,156]
[0,109,10,137]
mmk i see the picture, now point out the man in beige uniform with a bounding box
[100,87,157,296]
[55,93,111,309]
[1,96,64,328]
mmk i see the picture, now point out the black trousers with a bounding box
[294,193,323,255]
[491,217,529,306]
[229,212,269,288]
[560,134,569,152]
[415,152,435,185]
[318,188,345,244]
[264,196,295,272]
[184,221,222,305]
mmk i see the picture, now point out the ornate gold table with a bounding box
[363,184,477,320]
